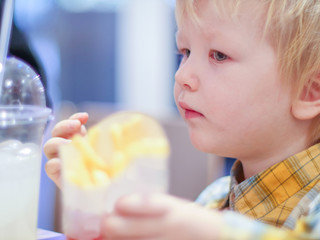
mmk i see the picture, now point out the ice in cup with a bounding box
[0,105,51,240]
[60,112,170,240]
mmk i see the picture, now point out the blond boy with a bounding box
[44,0,320,239]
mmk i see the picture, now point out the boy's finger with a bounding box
[45,158,62,189]
[80,124,87,136]
[114,193,180,217]
[103,213,163,239]
[43,137,71,159]
[69,112,89,124]
[51,119,83,138]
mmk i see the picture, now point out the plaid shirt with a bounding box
[196,144,320,239]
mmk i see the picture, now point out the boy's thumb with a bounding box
[114,193,182,217]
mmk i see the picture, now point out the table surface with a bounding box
[37,229,66,240]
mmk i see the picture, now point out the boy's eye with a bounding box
[177,48,190,63]
[179,48,190,58]
[211,51,228,62]
[184,49,191,58]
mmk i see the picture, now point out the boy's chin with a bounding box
[190,137,235,158]
[190,136,218,154]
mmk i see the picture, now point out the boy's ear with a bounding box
[292,75,320,120]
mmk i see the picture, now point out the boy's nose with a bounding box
[174,63,200,91]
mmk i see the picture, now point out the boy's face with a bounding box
[174,2,295,159]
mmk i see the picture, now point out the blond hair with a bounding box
[176,0,320,144]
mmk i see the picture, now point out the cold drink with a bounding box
[0,105,51,240]
[0,140,41,240]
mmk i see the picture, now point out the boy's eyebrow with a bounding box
[175,31,181,44]
[175,31,185,43]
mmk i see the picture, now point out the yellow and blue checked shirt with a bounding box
[196,144,320,239]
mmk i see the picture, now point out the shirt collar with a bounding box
[227,144,320,224]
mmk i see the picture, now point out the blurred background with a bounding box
[12,0,229,232]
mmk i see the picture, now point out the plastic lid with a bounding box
[0,56,47,107]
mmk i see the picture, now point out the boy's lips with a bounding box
[178,101,204,119]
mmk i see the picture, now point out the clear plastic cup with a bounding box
[0,105,51,240]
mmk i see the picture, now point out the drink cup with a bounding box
[0,105,51,240]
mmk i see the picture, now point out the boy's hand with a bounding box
[102,193,222,240]
[43,112,89,189]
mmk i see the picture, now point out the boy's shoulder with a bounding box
[283,182,320,229]
[196,176,231,207]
